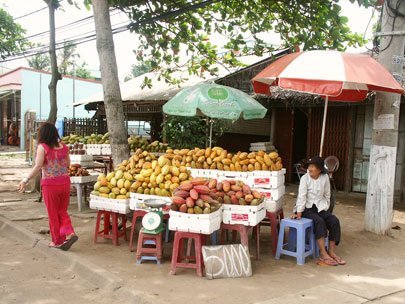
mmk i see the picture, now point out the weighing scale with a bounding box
[141,199,166,235]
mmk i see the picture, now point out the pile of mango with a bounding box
[130,154,192,196]
[170,178,222,214]
[128,135,168,153]
[92,170,132,199]
[164,147,283,172]
[91,149,192,199]
[62,132,110,144]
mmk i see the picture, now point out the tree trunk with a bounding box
[45,0,61,124]
[92,0,129,166]
[365,0,405,235]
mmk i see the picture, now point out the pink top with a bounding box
[41,143,70,186]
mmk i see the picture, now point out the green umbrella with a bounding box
[163,83,267,147]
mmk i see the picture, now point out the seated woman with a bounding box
[293,156,346,266]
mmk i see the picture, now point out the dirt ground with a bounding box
[0,233,121,304]
[1,154,405,304]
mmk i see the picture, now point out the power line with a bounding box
[1,0,221,63]
[13,6,47,20]
[19,8,120,42]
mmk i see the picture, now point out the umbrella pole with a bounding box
[209,119,213,148]
[319,96,329,158]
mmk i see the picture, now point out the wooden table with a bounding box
[81,161,109,175]
[92,155,113,173]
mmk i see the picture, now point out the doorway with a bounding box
[292,108,308,182]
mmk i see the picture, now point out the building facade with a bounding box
[0,67,102,150]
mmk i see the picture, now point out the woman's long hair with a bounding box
[38,122,60,149]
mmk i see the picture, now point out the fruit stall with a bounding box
[88,145,286,277]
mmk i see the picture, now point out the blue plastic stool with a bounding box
[137,240,161,264]
[275,218,314,265]
[312,234,329,258]
[211,231,218,245]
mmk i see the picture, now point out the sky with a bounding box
[0,1,377,81]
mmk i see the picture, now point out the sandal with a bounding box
[59,235,78,251]
[331,255,346,265]
[317,257,339,266]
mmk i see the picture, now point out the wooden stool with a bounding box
[136,230,163,264]
[254,208,284,256]
[94,210,127,246]
[220,223,260,260]
[170,232,206,276]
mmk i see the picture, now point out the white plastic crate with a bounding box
[69,154,93,163]
[217,171,250,185]
[252,185,285,201]
[86,144,102,156]
[264,198,284,213]
[101,144,111,155]
[169,208,222,235]
[222,202,266,226]
[189,168,219,179]
[129,193,172,211]
[89,194,130,214]
[247,170,285,189]
[70,174,98,184]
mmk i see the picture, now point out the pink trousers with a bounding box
[42,183,75,245]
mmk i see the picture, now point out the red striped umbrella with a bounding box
[251,50,404,156]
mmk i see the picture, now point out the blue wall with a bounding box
[20,69,102,150]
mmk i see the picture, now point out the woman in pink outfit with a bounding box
[18,122,78,250]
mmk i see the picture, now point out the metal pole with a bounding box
[73,60,76,120]
[209,119,213,148]
[319,96,329,157]
[39,74,42,120]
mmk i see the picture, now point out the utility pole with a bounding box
[365,0,405,235]
[72,59,76,119]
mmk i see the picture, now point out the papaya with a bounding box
[99,186,110,194]
[94,181,101,191]
[115,170,124,180]
[117,179,125,189]
[124,180,131,190]
[99,177,108,187]
[111,187,120,195]
[106,172,115,181]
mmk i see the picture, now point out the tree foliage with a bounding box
[0,8,27,60]
[58,41,79,75]
[27,45,51,71]
[163,116,227,149]
[124,62,152,81]
[107,0,366,87]
[28,42,93,78]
